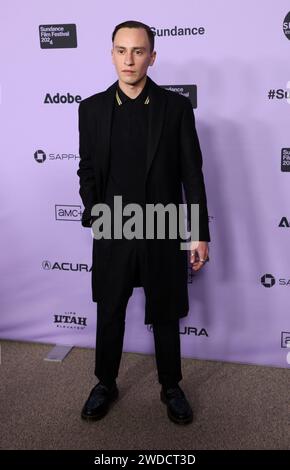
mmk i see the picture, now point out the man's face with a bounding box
[111,27,156,85]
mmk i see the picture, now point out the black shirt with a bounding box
[104,77,150,210]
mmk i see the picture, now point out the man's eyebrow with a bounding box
[114,45,146,50]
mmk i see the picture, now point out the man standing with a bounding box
[77,20,210,425]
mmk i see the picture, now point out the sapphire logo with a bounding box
[34,149,46,163]
[261,274,290,287]
[34,149,79,163]
[261,273,275,288]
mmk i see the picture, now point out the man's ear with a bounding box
[150,51,156,66]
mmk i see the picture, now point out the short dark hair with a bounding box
[112,20,154,53]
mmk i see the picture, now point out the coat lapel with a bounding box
[146,76,167,181]
[99,80,116,198]
[99,75,167,198]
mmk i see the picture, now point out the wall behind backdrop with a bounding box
[1,0,290,368]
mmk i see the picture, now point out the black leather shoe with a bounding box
[81,381,119,421]
[160,384,193,424]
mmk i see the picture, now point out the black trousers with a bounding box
[94,239,182,389]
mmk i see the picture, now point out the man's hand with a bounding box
[190,241,209,272]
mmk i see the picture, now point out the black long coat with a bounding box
[77,75,210,324]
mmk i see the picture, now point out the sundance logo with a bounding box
[42,260,91,272]
[151,25,205,37]
[44,93,81,104]
[39,24,77,48]
[55,205,82,222]
[162,84,197,108]
[281,148,290,172]
[283,12,290,40]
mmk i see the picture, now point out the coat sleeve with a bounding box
[77,101,97,228]
[180,98,210,242]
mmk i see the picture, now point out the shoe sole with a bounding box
[81,388,119,421]
[160,391,193,425]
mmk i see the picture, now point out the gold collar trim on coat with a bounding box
[115,89,150,105]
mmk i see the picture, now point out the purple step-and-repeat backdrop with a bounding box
[1,1,290,368]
